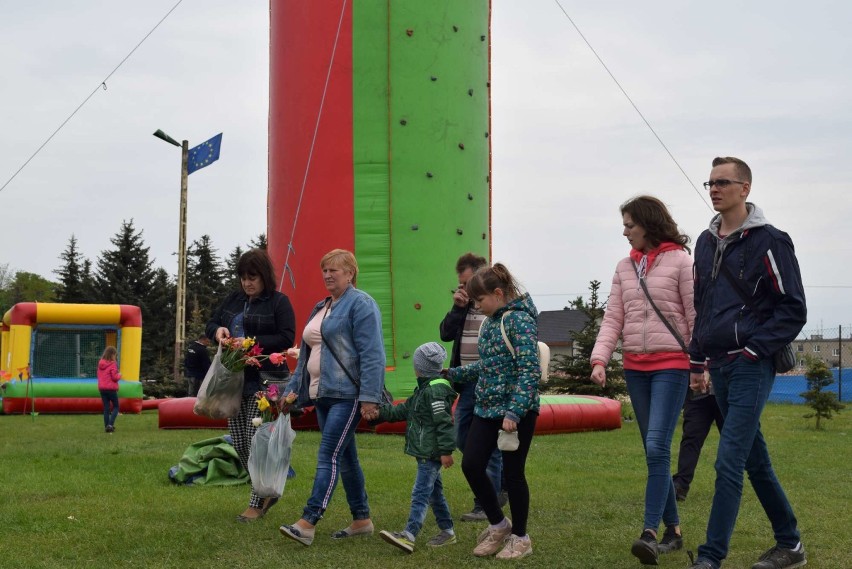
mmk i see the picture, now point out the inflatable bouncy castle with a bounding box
[1,302,143,414]
[267,1,491,399]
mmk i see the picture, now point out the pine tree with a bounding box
[545,280,626,398]
[186,235,226,327]
[142,267,176,381]
[54,235,90,303]
[801,354,845,429]
[224,245,244,291]
[249,233,267,250]
[80,259,97,302]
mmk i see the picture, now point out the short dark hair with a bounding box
[236,248,277,295]
[455,252,487,275]
[620,195,691,252]
[712,156,752,184]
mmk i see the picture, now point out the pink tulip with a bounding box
[269,352,285,365]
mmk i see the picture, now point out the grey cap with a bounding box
[413,342,447,378]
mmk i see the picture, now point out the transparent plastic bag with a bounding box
[193,344,245,419]
[248,413,296,498]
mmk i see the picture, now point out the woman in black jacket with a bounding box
[206,248,296,522]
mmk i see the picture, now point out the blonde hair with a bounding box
[320,249,359,285]
[465,263,522,300]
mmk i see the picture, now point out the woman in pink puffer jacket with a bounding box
[590,195,695,566]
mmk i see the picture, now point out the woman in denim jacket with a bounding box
[280,249,385,546]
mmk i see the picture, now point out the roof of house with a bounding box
[537,309,589,345]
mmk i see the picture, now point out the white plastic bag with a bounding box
[193,344,245,419]
[248,413,296,498]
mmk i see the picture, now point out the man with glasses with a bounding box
[687,157,807,569]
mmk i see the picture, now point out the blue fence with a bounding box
[770,369,850,404]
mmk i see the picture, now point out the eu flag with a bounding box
[187,133,222,175]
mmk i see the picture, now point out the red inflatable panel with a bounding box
[371,396,622,436]
[141,399,162,410]
[157,397,228,430]
[2,397,142,414]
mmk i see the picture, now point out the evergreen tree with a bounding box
[142,267,177,381]
[224,245,244,291]
[54,235,90,303]
[801,354,845,429]
[80,259,97,302]
[186,235,226,325]
[545,280,626,398]
[249,233,267,250]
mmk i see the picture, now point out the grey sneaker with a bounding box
[751,544,807,569]
[460,506,487,522]
[379,530,415,554]
[426,529,457,547]
[473,521,512,557]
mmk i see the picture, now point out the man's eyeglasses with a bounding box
[703,179,746,190]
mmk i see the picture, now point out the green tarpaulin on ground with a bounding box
[168,436,248,486]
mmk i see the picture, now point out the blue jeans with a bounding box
[455,381,503,504]
[100,390,119,427]
[697,357,800,568]
[302,398,370,525]
[404,458,454,537]
[625,369,688,530]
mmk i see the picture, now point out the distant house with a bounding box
[537,309,589,359]
[794,333,852,369]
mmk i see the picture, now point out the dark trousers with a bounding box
[462,412,537,537]
[673,393,724,494]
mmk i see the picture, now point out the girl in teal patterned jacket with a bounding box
[446,263,540,561]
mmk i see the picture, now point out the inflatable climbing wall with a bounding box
[267,1,491,398]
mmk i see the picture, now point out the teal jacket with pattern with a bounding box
[447,293,541,422]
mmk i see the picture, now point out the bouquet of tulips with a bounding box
[193,337,287,420]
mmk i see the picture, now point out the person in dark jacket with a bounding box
[372,342,457,554]
[184,335,211,397]
[686,157,807,569]
[206,248,296,523]
[439,252,505,522]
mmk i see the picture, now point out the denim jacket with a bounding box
[286,285,386,406]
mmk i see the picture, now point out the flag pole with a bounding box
[174,140,189,383]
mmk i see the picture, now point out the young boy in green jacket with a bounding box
[371,342,457,553]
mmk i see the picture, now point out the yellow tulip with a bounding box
[257,396,270,412]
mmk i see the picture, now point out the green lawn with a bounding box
[0,403,848,568]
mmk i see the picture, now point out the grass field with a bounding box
[1,403,849,568]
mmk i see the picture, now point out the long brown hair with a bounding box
[465,263,522,301]
[101,346,117,361]
[620,195,691,252]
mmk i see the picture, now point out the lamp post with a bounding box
[153,129,189,383]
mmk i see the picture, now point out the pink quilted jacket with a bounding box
[591,249,696,366]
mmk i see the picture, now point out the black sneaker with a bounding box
[630,530,659,565]
[658,525,683,554]
[675,485,688,502]
[751,544,807,569]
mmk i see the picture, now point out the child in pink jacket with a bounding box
[590,196,695,566]
[97,346,122,433]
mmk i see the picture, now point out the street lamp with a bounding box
[153,129,189,384]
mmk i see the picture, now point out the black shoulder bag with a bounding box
[718,263,796,373]
[632,262,688,352]
[319,302,394,405]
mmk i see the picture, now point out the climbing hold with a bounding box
[453,25,458,32]
[458,143,465,150]
[400,119,407,126]
[484,132,489,138]
[481,35,486,41]
[426,172,433,178]
[456,228,464,235]
[468,88,474,96]
[406,29,414,37]
[414,303,422,310]
[430,76,438,81]
[482,233,487,239]
[411,224,419,231]
[467,193,473,200]
[486,175,490,182]
[486,81,490,88]
[403,352,411,359]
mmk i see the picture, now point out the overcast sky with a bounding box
[2,1,850,337]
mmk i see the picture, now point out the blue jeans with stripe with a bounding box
[302,397,370,525]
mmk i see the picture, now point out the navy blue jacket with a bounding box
[688,204,806,369]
